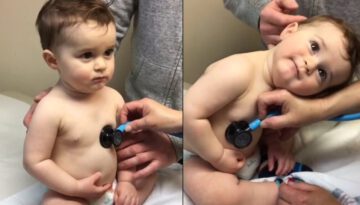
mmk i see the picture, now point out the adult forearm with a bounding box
[223,0,270,28]
[321,82,360,119]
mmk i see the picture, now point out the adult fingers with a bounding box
[23,102,37,128]
[118,151,153,169]
[119,104,130,124]
[275,0,299,10]
[257,90,287,118]
[126,118,149,132]
[261,115,290,130]
[117,142,149,160]
[133,160,160,179]
[266,11,307,26]
[34,87,52,102]
[277,198,290,205]
[278,183,298,202]
[287,181,317,191]
[117,133,144,149]
[120,100,145,123]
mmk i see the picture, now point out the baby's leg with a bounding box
[42,190,87,205]
[116,173,157,205]
[184,156,279,205]
[134,173,157,204]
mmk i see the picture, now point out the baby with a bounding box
[184,15,360,205]
[23,0,155,204]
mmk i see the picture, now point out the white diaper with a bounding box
[90,180,116,205]
[236,148,261,180]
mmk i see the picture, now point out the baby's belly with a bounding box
[53,145,117,185]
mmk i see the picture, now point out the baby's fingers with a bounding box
[95,183,111,193]
[267,154,275,171]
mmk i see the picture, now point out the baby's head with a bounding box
[271,15,360,97]
[36,0,115,51]
[36,0,116,93]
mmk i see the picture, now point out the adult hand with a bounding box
[23,87,52,128]
[257,89,324,129]
[117,130,177,179]
[277,181,340,205]
[120,98,182,133]
[75,172,112,200]
[259,0,306,46]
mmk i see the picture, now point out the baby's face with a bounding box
[271,22,351,96]
[53,20,116,94]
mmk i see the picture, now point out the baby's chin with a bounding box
[288,88,319,97]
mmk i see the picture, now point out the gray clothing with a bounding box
[107,0,183,160]
[223,0,268,29]
[224,0,360,36]
[108,0,183,110]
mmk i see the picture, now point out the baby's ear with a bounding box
[280,22,299,40]
[42,49,58,70]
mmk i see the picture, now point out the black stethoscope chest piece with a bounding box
[225,121,252,149]
[100,125,123,148]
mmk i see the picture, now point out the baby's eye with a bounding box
[104,49,114,57]
[81,52,93,59]
[310,41,320,52]
[317,67,327,81]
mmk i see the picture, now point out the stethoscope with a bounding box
[99,121,184,148]
[225,111,360,149]
[99,122,129,148]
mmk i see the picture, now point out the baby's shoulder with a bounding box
[31,91,63,121]
[206,53,253,74]
[101,86,124,105]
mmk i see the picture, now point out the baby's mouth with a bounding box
[92,76,108,83]
[291,59,299,79]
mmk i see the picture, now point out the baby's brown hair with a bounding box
[36,0,115,50]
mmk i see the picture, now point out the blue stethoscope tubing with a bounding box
[249,111,360,131]
[115,121,183,138]
[330,112,360,121]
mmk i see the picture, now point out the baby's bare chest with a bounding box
[57,100,118,147]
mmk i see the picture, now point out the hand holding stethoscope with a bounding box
[225,110,360,149]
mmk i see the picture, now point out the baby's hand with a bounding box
[75,172,111,200]
[114,181,139,205]
[267,141,295,176]
[211,148,245,173]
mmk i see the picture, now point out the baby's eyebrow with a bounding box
[315,34,327,50]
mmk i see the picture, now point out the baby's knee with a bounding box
[42,190,86,205]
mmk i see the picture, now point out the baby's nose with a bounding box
[304,58,317,74]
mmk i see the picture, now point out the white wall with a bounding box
[184,0,264,84]
[1,0,265,96]
[0,0,132,97]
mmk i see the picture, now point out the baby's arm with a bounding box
[261,129,296,176]
[23,99,110,200]
[185,55,251,173]
[111,90,140,204]
[115,166,139,205]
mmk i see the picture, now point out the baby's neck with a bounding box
[247,50,275,89]
[55,79,97,100]
[263,49,275,88]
